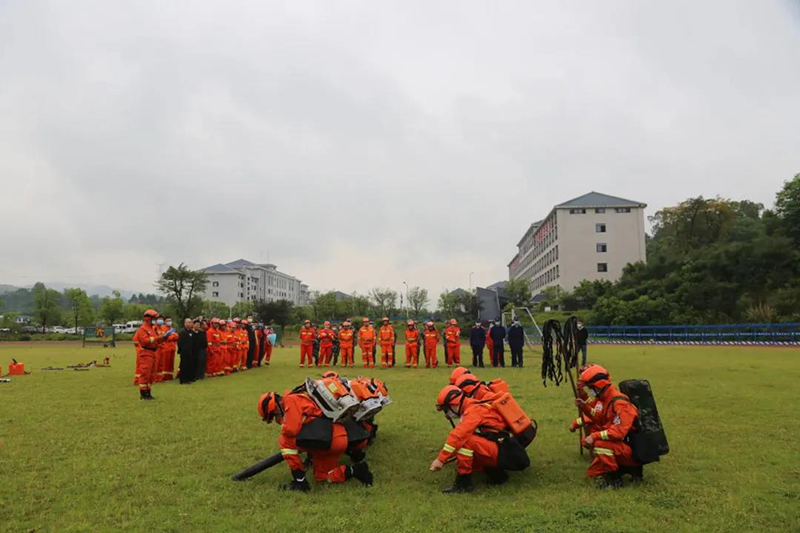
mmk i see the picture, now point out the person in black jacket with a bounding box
[193,319,208,381]
[469,322,486,367]
[489,321,506,368]
[576,320,589,366]
[177,318,196,384]
[507,318,525,368]
[245,319,257,369]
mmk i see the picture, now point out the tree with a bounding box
[775,173,800,244]
[204,300,231,318]
[33,282,62,332]
[505,278,532,307]
[99,291,125,325]
[64,288,94,332]
[437,290,460,318]
[407,286,429,317]
[314,292,339,320]
[156,263,208,319]
[369,287,397,318]
[456,291,482,322]
[231,300,255,318]
[570,279,613,310]
[254,299,294,327]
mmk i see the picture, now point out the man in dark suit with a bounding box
[489,320,506,368]
[469,322,486,368]
[507,317,525,368]
[178,318,196,384]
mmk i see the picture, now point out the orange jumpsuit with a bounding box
[238,328,249,369]
[577,385,640,478]
[223,327,235,374]
[444,325,461,366]
[358,325,376,368]
[338,328,355,367]
[423,328,439,368]
[163,326,178,380]
[378,325,396,367]
[486,330,494,363]
[132,322,165,393]
[404,327,420,367]
[206,326,221,377]
[278,393,350,483]
[318,327,335,366]
[437,400,505,475]
[299,327,316,367]
[264,328,273,364]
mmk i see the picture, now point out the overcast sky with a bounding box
[1,1,799,302]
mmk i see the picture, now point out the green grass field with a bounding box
[1,342,798,533]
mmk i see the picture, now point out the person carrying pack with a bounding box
[569,364,646,489]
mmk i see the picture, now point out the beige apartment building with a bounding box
[201,259,309,308]
[508,192,647,295]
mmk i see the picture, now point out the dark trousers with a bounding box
[510,344,523,367]
[246,347,255,369]
[471,345,484,367]
[195,349,206,380]
[179,352,196,384]
[492,345,505,367]
[580,344,588,366]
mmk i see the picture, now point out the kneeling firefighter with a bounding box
[430,385,535,493]
[258,388,374,491]
[569,364,640,488]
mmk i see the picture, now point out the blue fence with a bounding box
[586,323,800,346]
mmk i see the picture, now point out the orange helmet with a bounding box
[219,319,227,326]
[233,317,241,323]
[449,366,470,385]
[450,319,457,325]
[407,319,415,326]
[455,373,481,396]
[578,364,611,391]
[436,385,465,412]
[321,371,339,379]
[362,317,370,323]
[382,317,389,322]
[324,321,331,327]
[211,317,219,324]
[257,392,283,422]
[426,321,434,327]
[343,321,351,327]
[143,309,158,319]
[241,319,249,325]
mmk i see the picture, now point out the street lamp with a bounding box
[402,281,409,320]
[469,272,474,292]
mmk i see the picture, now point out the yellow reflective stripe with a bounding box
[280,448,299,456]
[600,430,609,440]
[442,444,456,453]
[593,447,614,456]
[575,418,584,427]
[457,448,473,457]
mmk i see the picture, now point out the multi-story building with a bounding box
[201,259,307,307]
[508,192,647,295]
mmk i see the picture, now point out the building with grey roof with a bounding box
[200,259,308,308]
[508,192,647,295]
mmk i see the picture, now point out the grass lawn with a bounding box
[1,342,798,533]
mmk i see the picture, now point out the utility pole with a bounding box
[402,281,409,320]
[469,272,474,292]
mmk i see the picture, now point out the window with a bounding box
[212,281,219,287]
[212,291,219,297]
[238,292,244,298]
[615,207,631,213]
[569,208,586,214]
[239,282,244,288]
[597,243,607,253]
[596,223,606,233]
[597,263,608,272]
[595,208,605,214]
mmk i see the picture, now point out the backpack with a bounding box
[611,379,669,464]
[489,392,538,448]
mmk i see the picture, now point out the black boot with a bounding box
[442,473,474,493]
[597,471,623,489]
[619,465,644,484]
[280,470,310,492]
[147,389,156,400]
[485,467,509,485]
[347,449,366,464]
[349,462,373,486]
[139,389,148,400]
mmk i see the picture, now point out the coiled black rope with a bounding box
[562,316,580,371]
[541,319,564,387]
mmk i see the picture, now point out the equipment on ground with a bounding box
[232,452,284,481]
[304,376,360,422]
[616,379,669,464]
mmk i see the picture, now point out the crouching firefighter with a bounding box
[569,364,641,488]
[430,385,534,493]
[258,389,374,491]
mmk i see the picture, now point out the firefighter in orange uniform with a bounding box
[220,320,234,374]
[404,320,420,368]
[239,319,251,370]
[430,385,508,492]
[258,391,374,491]
[444,319,461,367]
[378,317,395,368]
[318,321,335,367]
[338,321,355,367]
[159,317,179,380]
[455,373,497,401]
[423,321,439,368]
[133,310,168,400]
[264,325,274,365]
[569,365,640,488]
[299,320,316,368]
[358,317,376,368]
[206,318,221,377]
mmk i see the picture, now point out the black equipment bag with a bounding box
[296,417,334,450]
[617,379,669,464]
[498,436,530,471]
[341,419,370,446]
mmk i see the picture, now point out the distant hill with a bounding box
[0,282,135,299]
[0,284,20,294]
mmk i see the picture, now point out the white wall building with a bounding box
[201,259,308,307]
[509,192,647,294]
